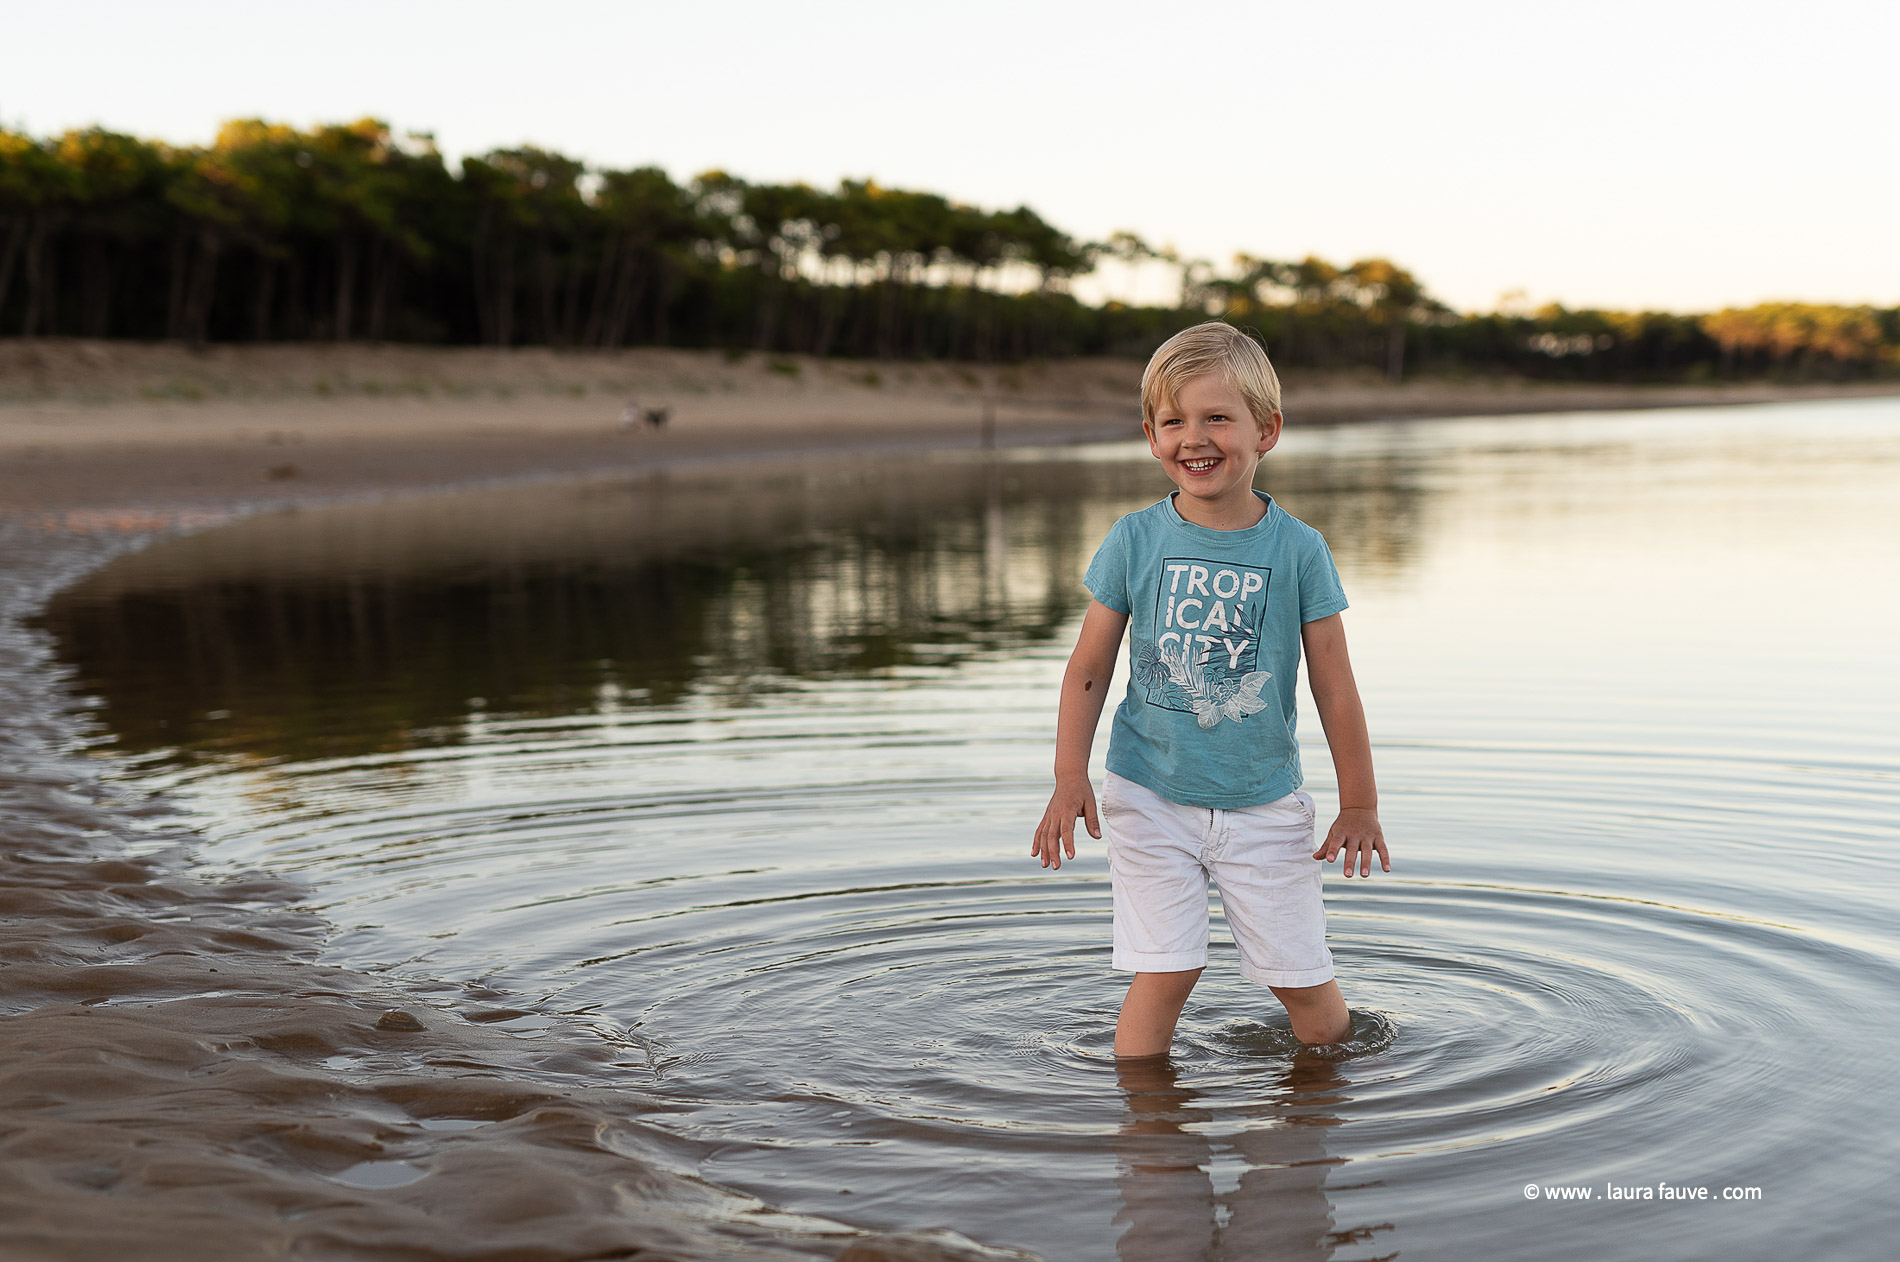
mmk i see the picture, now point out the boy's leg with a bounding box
[1104,776,1214,1058]
[1268,980,1351,1045]
[1116,968,1204,1057]
[1212,791,1349,1046]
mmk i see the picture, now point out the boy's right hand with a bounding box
[1032,774,1100,870]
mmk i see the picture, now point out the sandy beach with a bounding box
[9,339,1897,518]
[4,340,1897,1260]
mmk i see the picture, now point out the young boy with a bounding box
[1032,322,1389,1054]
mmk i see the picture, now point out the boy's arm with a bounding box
[1033,599,1129,870]
[1301,612,1391,878]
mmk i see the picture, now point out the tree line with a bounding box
[3,118,1896,381]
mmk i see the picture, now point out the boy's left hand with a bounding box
[1314,808,1390,878]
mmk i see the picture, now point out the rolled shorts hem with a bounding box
[1112,949,1207,973]
[1236,961,1335,988]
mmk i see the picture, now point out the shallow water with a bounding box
[41,399,1900,1260]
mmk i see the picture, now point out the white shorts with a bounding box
[1101,771,1334,987]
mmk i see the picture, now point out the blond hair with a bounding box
[1140,322,1283,431]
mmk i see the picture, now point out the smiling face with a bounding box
[1143,372,1284,528]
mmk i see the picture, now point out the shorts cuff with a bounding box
[1112,948,1208,973]
[1237,961,1335,987]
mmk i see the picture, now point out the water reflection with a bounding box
[1115,1053,1376,1262]
[39,447,1427,766]
[32,400,1900,1261]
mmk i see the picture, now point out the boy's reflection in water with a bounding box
[1113,1051,1383,1262]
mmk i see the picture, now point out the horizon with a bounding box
[7,0,1896,315]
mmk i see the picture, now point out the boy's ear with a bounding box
[1256,411,1285,453]
[1142,419,1161,456]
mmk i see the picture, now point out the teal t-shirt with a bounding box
[1083,491,1348,809]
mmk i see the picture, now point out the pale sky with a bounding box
[7,0,1896,314]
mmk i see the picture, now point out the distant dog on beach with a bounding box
[618,401,672,431]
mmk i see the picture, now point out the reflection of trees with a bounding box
[34,459,1117,763]
[1113,1054,1393,1261]
[39,449,1430,765]
[1263,457,1426,583]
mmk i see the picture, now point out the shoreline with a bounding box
[4,345,1897,1258]
[8,339,1899,518]
[0,478,1036,1257]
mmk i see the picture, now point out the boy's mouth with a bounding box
[1181,457,1221,474]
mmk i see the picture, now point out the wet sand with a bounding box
[3,342,1896,1259]
[0,524,1038,1261]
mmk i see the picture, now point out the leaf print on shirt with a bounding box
[1133,641,1169,691]
[1157,640,1273,729]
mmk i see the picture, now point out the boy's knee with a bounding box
[1270,982,1340,1015]
[1137,967,1204,996]
[1269,980,1350,1044]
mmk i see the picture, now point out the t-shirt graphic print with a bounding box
[1141,559,1273,729]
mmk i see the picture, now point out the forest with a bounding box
[3,118,1896,382]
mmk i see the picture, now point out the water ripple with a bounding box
[40,408,1900,1259]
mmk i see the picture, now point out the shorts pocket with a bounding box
[1244,789,1314,827]
[1099,772,1138,817]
